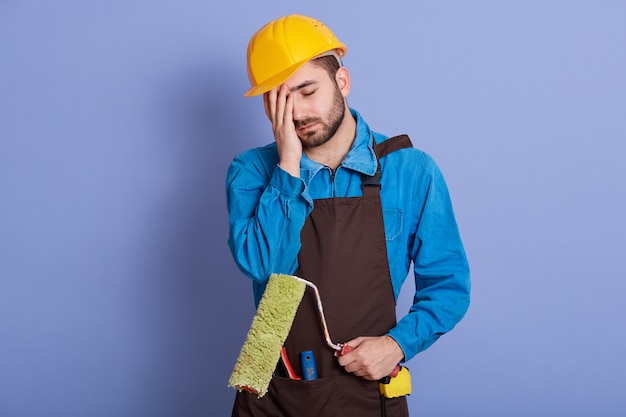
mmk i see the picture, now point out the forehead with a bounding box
[284,61,330,88]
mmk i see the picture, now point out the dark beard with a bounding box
[295,86,345,149]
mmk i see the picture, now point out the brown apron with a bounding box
[233,135,413,417]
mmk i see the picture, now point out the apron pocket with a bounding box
[233,374,407,417]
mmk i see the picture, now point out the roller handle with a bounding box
[280,347,301,380]
[337,343,401,378]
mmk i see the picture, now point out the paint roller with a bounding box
[228,273,306,397]
[228,273,400,397]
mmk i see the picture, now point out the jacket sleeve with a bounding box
[226,149,312,293]
[387,154,471,361]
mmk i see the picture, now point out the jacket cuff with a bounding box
[271,164,315,208]
[270,164,306,197]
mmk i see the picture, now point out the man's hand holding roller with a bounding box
[337,335,404,381]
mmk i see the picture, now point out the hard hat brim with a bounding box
[244,61,305,97]
[244,44,347,97]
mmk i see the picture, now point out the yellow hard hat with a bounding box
[244,14,347,97]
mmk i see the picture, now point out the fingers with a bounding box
[265,84,292,129]
[345,337,366,348]
[283,89,294,128]
[336,336,402,381]
[275,84,291,132]
[265,84,301,176]
[336,337,366,375]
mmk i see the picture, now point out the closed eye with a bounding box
[290,80,317,95]
[301,90,316,96]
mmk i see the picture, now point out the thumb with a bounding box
[340,336,367,354]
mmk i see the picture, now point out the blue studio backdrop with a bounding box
[1,1,625,416]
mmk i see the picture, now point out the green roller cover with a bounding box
[228,273,306,397]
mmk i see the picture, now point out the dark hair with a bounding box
[310,54,341,84]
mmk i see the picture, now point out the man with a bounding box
[227,14,470,417]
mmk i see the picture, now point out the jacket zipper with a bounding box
[329,167,337,197]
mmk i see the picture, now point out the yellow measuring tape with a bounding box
[379,366,412,398]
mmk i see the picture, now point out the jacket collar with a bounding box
[300,108,378,184]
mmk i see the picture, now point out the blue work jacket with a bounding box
[226,108,470,361]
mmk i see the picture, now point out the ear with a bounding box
[335,67,351,97]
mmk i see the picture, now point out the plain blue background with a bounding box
[1,1,625,416]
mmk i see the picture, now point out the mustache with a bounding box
[294,118,321,129]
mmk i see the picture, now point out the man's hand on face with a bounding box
[265,84,302,177]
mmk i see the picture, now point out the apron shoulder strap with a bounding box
[374,134,413,159]
[361,135,414,194]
